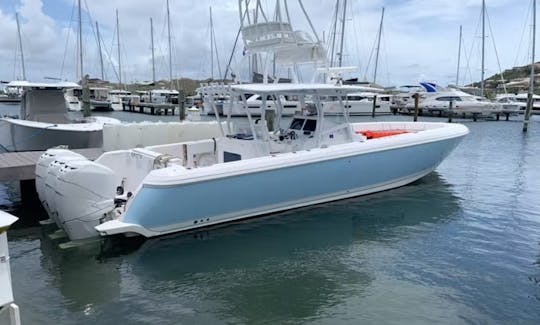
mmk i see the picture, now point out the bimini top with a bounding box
[7,80,80,89]
[229,83,376,95]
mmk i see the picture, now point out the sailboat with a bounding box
[321,2,392,116]
[144,1,180,107]
[107,10,134,111]
[0,12,26,104]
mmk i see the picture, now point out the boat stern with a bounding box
[95,219,158,238]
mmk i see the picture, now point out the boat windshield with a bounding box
[289,118,305,130]
[304,119,316,131]
[289,118,317,132]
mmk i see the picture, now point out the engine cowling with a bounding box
[54,160,121,241]
[35,149,85,219]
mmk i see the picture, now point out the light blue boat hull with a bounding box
[121,137,462,236]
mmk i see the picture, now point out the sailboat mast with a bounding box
[210,6,214,80]
[116,9,122,88]
[373,7,385,84]
[150,18,156,84]
[15,12,26,80]
[456,25,462,86]
[330,0,340,67]
[481,0,485,97]
[523,0,536,132]
[96,22,104,80]
[167,0,173,90]
[78,0,83,80]
[337,0,347,67]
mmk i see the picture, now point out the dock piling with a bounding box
[413,93,419,122]
[179,90,186,121]
[371,95,377,118]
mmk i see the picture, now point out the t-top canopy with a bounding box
[7,81,81,89]
[228,83,377,96]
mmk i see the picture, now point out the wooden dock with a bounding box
[395,107,517,121]
[122,102,177,115]
[0,148,103,182]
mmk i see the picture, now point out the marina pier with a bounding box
[122,102,177,115]
[0,148,103,207]
[0,148,103,183]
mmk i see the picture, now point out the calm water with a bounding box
[2,103,540,324]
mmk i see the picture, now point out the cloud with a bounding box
[0,0,534,87]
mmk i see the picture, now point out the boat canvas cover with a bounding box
[20,88,71,123]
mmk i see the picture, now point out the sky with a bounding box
[0,0,535,87]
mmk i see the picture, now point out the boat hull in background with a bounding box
[0,118,113,151]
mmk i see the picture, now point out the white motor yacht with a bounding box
[321,92,392,116]
[90,87,112,111]
[419,90,504,116]
[496,93,540,112]
[64,87,81,111]
[0,85,22,104]
[108,89,133,111]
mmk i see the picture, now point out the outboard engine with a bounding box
[36,149,85,219]
[54,160,121,241]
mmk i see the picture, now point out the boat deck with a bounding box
[0,148,103,182]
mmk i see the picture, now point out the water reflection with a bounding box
[13,171,460,323]
[38,230,122,314]
[99,172,459,323]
